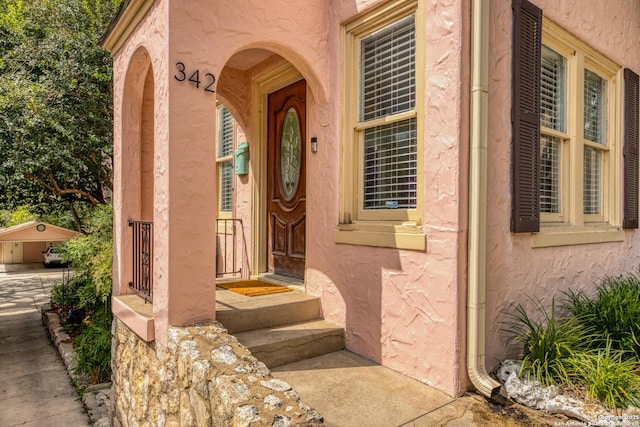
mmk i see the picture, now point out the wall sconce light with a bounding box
[311,137,318,153]
[234,142,250,175]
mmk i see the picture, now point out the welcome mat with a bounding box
[216,280,292,297]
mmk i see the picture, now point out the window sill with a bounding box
[112,295,155,342]
[334,222,426,250]
[532,225,625,248]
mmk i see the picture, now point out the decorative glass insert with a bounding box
[583,146,601,215]
[363,118,417,209]
[541,46,566,132]
[361,15,415,122]
[584,69,607,145]
[280,108,302,200]
[540,134,561,213]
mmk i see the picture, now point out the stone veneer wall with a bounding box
[111,319,324,426]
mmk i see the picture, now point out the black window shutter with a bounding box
[511,0,542,233]
[624,68,639,229]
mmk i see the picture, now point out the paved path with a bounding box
[0,269,90,427]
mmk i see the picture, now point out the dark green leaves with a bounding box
[0,0,119,212]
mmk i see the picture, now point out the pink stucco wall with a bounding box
[110,0,640,397]
[484,0,640,370]
[113,0,219,343]
[313,0,470,395]
[111,0,469,396]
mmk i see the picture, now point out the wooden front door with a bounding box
[267,79,306,279]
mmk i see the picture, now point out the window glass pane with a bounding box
[584,69,607,145]
[217,105,235,214]
[218,106,234,157]
[363,118,417,209]
[220,161,233,212]
[361,16,415,121]
[540,134,561,213]
[583,147,601,215]
[541,46,566,132]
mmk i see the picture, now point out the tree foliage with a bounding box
[1,205,38,227]
[0,0,120,218]
[64,203,113,305]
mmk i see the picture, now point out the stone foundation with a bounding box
[111,318,323,426]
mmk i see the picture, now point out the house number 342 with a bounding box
[174,61,216,93]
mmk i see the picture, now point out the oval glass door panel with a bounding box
[280,107,302,200]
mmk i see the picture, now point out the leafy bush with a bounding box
[74,310,112,384]
[564,275,640,359]
[50,205,114,385]
[502,298,589,385]
[51,276,82,310]
[64,204,113,307]
[566,341,640,409]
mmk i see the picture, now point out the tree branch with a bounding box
[25,173,101,206]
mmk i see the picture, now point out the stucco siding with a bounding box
[305,0,469,395]
[109,0,640,398]
[110,0,470,396]
[484,0,640,370]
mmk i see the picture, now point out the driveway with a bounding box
[0,269,90,426]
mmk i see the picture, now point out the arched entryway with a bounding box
[217,51,312,283]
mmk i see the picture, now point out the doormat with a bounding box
[216,280,292,297]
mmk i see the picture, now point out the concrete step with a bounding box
[235,319,345,368]
[216,288,323,334]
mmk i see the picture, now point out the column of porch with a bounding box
[152,53,218,346]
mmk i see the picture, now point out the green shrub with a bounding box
[51,277,82,310]
[64,204,113,306]
[567,342,640,409]
[564,275,640,359]
[502,298,589,385]
[74,310,112,384]
[56,205,114,384]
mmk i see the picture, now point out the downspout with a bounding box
[467,0,502,398]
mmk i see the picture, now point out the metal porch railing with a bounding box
[128,220,153,302]
[216,218,249,279]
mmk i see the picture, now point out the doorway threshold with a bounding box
[257,273,304,293]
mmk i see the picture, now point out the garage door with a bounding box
[1,242,24,264]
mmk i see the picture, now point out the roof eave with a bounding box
[99,0,156,55]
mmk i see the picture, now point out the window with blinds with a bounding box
[583,147,601,215]
[363,119,417,209]
[583,69,606,215]
[534,22,617,229]
[584,69,607,145]
[219,107,234,157]
[540,134,560,213]
[360,15,416,210]
[541,46,565,132]
[220,161,233,212]
[514,2,634,241]
[540,46,566,215]
[217,106,234,214]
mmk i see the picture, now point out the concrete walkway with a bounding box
[0,268,90,427]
